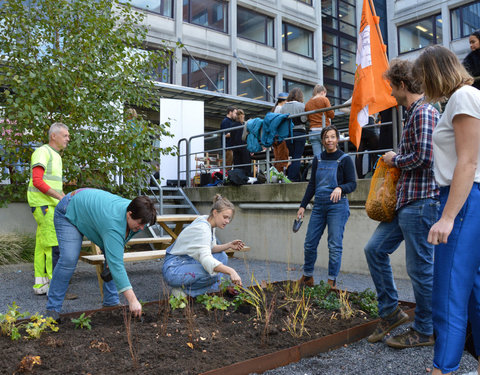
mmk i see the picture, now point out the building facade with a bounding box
[122,0,358,129]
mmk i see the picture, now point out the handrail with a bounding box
[176,103,401,186]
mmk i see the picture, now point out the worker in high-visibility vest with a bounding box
[27,122,70,295]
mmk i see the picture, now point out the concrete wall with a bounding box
[184,180,408,279]
[0,203,37,234]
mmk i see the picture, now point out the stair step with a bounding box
[161,195,184,200]
[162,204,192,209]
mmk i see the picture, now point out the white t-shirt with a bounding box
[432,85,480,187]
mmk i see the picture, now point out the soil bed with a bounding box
[1,282,393,374]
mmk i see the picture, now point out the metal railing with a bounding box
[177,104,402,187]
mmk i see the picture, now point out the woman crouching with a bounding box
[162,194,243,297]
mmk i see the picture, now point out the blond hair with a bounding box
[413,45,473,102]
[313,84,326,96]
[209,194,235,219]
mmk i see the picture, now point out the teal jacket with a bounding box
[66,189,137,293]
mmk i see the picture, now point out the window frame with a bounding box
[182,55,228,94]
[282,22,314,59]
[397,14,443,55]
[237,6,274,47]
[282,79,314,101]
[237,68,275,102]
[118,0,174,18]
[183,0,228,34]
[450,0,480,40]
[296,0,313,6]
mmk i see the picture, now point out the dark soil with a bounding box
[1,283,384,375]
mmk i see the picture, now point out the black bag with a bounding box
[199,164,212,186]
[227,169,249,185]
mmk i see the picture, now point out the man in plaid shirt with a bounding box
[364,59,440,349]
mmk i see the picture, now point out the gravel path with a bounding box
[0,258,477,374]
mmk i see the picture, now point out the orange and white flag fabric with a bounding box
[348,0,397,149]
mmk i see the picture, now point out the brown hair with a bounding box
[209,194,235,219]
[236,109,245,117]
[384,59,422,94]
[286,87,304,103]
[127,196,157,226]
[320,125,339,141]
[313,84,326,96]
[413,45,473,102]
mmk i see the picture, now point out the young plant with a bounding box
[0,302,30,340]
[25,314,59,339]
[306,282,340,311]
[283,288,311,338]
[350,288,379,318]
[122,307,138,368]
[169,294,188,310]
[196,294,231,311]
[71,313,92,330]
[338,289,354,320]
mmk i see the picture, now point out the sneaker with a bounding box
[461,371,478,375]
[45,310,61,323]
[367,306,410,343]
[65,293,78,300]
[386,327,434,348]
[297,275,314,287]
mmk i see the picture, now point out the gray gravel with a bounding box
[0,257,477,374]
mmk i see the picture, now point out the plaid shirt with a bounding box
[392,97,440,210]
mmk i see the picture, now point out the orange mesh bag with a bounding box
[365,158,400,222]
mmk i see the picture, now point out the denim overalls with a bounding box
[303,154,350,281]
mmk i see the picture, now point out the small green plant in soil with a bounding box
[25,314,59,338]
[169,294,188,310]
[196,294,231,311]
[0,302,58,340]
[71,313,92,330]
[305,281,340,310]
[0,302,30,340]
[349,288,379,318]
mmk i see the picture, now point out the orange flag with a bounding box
[348,0,397,150]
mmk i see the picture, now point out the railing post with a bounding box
[266,147,271,183]
[186,139,191,187]
[221,131,226,178]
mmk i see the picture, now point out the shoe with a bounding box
[461,371,478,375]
[33,283,49,295]
[102,302,122,308]
[297,275,314,287]
[327,279,336,289]
[65,293,78,300]
[367,306,409,343]
[171,287,187,298]
[386,327,434,348]
[45,310,61,323]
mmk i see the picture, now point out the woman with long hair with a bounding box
[414,45,480,375]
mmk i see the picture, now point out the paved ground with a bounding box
[1,257,477,374]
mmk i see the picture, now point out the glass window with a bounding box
[237,7,274,47]
[183,0,227,33]
[119,0,173,17]
[283,79,314,102]
[237,68,275,102]
[296,0,313,5]
[451,1,480,40]
[282,23,313,58]
[398,15,443,54]
[182,56,227,93]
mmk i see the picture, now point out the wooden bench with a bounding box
[79,238,250,298]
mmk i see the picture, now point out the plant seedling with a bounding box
[169,294,188,310]
[196,294,231,311]
[71,313,92,330]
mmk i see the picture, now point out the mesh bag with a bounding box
[365,158,400,222]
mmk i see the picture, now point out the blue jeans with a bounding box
[162,251,228,297]
[364,198,439,335]
[303,197,350,280]
[46,194,119,313]
[287,130,306,182]
[309,130,323,157]
[433,185,480,373]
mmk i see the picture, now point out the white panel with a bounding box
[159,98,204,185]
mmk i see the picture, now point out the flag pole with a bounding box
[367,0,386,52]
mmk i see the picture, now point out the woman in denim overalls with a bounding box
[296,125,357,288]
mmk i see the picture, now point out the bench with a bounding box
[79,238,250,298]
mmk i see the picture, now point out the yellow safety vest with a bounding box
[27,144,63,207]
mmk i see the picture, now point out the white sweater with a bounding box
[168,216,221,275]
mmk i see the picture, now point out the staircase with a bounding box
[143,175,199,239]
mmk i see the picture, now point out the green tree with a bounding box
[0,0,175,202]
